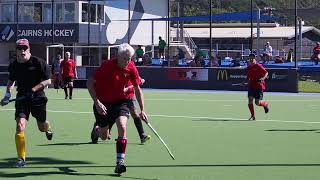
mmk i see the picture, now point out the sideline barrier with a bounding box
[71,67,298,93]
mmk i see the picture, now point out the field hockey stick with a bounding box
[143,118,175,160]
[9,96,27,103]
[232,82,248,86]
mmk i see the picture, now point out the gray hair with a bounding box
[118,43,134,57]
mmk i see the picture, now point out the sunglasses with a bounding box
[16,45,29,51]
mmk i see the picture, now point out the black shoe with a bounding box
[114,160,126,175]
[65,95,68,99]
[90,123,99,144]
[69,96,72,100]
[264,104,269,114]
[46,129,53,140]
[15,158,26,168]
[248,116,256,121]
[140,135,151,144]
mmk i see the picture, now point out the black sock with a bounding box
[134,117,145,139]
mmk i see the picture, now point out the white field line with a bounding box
[47,97,320,102]
[1,108,320,124]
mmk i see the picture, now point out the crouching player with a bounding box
[87,43,148,175]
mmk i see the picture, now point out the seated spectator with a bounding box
[209,56,219,67]
[261,42,273,63]
[286,48,293,62]
[311,42,320,65]
[177,47,185,59]
[275,56,284,63]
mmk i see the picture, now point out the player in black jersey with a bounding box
[1,39,53,168]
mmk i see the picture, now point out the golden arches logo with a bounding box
[217,70,228,80]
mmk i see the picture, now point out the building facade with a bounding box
[0,0,168,65]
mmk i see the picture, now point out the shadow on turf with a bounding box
[37,142,141,146]
[195,118,249,122]
[0,157,157,179]
[265,129,320,132]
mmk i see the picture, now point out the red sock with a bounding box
[258,101,268,107]
[248,104,255,117]
[116,138,127,161]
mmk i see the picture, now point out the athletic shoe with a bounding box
[15,159,26,168]
[65,95,68,99]
[264,104,269,114]
[91,123,99,144]
[140,135,151,144]
[69,96,72,100]
[46,129,53,140]
[248,116,256,121]
[114,160,126,175]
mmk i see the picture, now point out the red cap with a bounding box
[16,39,30,49]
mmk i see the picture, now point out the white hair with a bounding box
[118,43,134,57]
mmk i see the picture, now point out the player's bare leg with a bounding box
[248,97,255,120]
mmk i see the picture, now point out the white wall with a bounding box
[104,0,168,46]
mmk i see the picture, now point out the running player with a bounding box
[0,38,53,167]
[247,53,269,120]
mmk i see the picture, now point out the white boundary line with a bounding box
[1,108,320,124]
[46,97,320,102]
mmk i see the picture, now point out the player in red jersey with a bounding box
[246,54,269,120]
[123,77,151,144]
[87,43,148,175]
[60,51,77,99]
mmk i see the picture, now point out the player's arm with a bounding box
[1,80,15,106]
[133,85,148,121]
[74,62,78,79]
[86,76,107,115]
[32,79,51,92]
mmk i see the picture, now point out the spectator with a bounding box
[286,48,293,62]
[135,45,144,66]
[51,54,63,89]
[158,36,166,59]
[311,42,320,65]
[177,47,185,59]
[261,41,273,63]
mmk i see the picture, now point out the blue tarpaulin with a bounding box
[129,11,277,22]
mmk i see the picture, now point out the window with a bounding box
[82,3,104,23]
[1,4,15,22]
[65,3,75,22]
[18,3,34,22]
[55,3,63,22]
[90,4,96,23]
[33,3,42,22]
[82,3,88,22]
[55,3,75,22]
[97,4,104,22]
[43,3,52,22]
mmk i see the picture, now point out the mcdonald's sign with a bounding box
[217,70,228,80]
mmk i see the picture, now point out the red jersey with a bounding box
[126,81,135,98]
[60,59,76,78]
[94,59,140,103]
[247,63,268,90]
[313,45,320,54]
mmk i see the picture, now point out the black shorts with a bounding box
[248,89,264,100]
[93,100,130,128]
[62,77,74,86]
[127,98,135,110]
[159,48,164,54]
[15,96,48,122]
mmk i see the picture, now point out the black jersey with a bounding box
[8,56,50,97]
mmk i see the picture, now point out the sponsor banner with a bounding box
[0,24,79,43]
[216,69,247,81]
[167,68,208,81]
